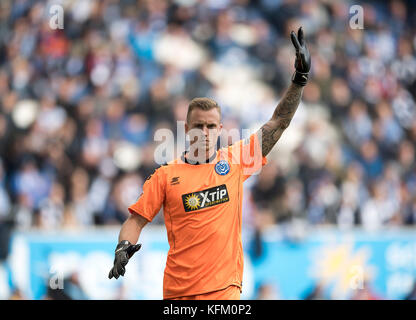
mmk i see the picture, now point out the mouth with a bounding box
[197,141,211,150]
[198,139,209,144]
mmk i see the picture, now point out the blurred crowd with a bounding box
[0,0,416,240]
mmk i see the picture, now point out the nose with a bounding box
[202,126,209,137]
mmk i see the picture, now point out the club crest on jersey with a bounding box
[182,184,229,212]
[215,160,230,175]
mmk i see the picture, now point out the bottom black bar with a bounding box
[0,299,412,319]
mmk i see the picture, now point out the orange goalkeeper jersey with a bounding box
[128,133,267,299]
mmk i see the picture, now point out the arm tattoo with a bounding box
[259,83,304,156]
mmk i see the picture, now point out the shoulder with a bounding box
[144,163,169,182]
[144,157,185,181]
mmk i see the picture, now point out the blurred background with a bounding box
[1,0,416,300]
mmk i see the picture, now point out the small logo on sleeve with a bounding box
[182,184,229,212]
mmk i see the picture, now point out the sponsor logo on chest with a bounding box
[182,184,229,212]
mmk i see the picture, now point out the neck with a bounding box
[184,148,216,164]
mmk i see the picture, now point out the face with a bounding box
[185,108,222,159]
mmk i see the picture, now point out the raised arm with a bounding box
[258,27,311,157]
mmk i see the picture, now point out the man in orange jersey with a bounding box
[108,27,311,300]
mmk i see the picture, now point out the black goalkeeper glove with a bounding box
[290,27,311,86]
[108,240,142,279]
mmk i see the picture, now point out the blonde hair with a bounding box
[186,97,221,123]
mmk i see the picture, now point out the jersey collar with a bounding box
[181,150,218,165]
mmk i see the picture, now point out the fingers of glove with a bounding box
[115,262,125,278]
[297,27,304,46]
[110,265,121,279]
[127,244,142,258]
[301,51,311,72]
[290,31,301,51]
[109,257,118,279]
[110,263,125,279]
[298,56,304,72]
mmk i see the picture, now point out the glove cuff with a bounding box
[115,240,131,252]
[292,71,309,86]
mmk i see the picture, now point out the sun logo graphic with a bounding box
[184,194,201,211]
[181,185,229,212]
[309,242,377,299]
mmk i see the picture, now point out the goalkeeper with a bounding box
[109,27,311,300]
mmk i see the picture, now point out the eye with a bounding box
[208,124,217,129]
[195,124,204,129]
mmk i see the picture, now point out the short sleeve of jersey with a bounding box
[225,132,268,181]
[128,167,166,222]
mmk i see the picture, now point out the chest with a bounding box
[164,163,241,211]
